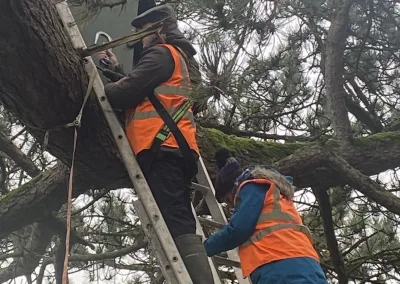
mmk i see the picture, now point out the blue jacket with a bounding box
[204,172,328,284]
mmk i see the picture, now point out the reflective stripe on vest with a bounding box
[131,47,192,121]
[131,107,194,122]
[238,180,313,247]
[153,48,191,97]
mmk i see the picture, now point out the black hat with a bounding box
[214,148,242,203]
[131,4,175,28]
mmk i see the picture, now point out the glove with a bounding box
[102,69,125,82]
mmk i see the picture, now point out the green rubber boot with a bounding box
[174,234,214,284]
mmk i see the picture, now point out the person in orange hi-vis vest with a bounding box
[97,4,213,284]
[204,148,328,284]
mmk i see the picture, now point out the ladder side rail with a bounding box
[196,156,252,284]
[134,200,181,283]
[55,2,193,283]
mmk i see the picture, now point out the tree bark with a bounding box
[324,0,355,147]
[0,0,127,189]
[0,163,87,238]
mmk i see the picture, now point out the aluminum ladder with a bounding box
[55,2,250,283]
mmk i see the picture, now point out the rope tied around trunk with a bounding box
[21,67,97,152]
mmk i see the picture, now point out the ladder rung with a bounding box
[198,216,225,229]
[191,182,210,194]
[214,256,241,268]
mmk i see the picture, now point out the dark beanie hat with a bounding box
[214,148,243,203]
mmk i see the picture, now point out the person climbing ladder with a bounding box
[204,148,328,284]
[98,4,213,283]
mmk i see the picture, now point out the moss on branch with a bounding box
[198,127,308,165]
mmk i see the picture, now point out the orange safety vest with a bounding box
[234,179,320,278]
[125,44,199,155]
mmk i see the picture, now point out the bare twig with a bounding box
[43,214,95,250]
[72,188,109,216]
[0,131,40,177]
[342,231,380,257]
[36,241,148,284]
[0,223,53,283]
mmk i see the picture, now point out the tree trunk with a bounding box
[0,0,127,188]
[324,0,354,147]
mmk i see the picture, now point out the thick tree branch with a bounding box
[0,164,90,239]
[343,85,383,133]
[54,238,66,284]
[346,78,376,116]
[324,0,355,146]
[278,144,400,216]
[0,131,40,177]
[313,187,348,284]
[105,260,161,274]
[1,128,400,238]
[325,152,400,215]
[200,122,312,142]
[0,0,128,190]
[274,130,400,188]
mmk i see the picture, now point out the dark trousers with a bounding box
[137,150,196,238]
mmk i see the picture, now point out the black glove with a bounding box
[102,69,125,82]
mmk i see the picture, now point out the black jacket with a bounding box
[104,28,206,114]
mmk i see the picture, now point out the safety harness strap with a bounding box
[146,93,198,178]
[154,100,192,141]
